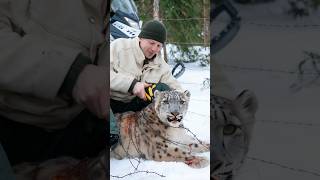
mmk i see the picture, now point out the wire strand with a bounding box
[247,156,320,177]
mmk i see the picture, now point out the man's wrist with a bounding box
[59,53,92,97]
[128,79,139,94]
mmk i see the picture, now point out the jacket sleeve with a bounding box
[110,41,135,93]
[160,63,184,92]
[0,9,81,100]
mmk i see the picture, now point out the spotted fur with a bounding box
[111,90,210,168]
[211,90,258,179]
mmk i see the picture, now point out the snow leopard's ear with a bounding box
[154,90,160,98]
[234,89,258,115]
[183,90,191,98]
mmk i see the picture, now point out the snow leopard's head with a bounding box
[211,90,258,179]
[154,90,190,128]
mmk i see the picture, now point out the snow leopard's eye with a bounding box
[180,100,186,104]
[162,100,169,104]
[223,124,239,135]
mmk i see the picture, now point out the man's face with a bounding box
[139,38,163,59]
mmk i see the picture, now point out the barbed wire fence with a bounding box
[257,119,320,127]
[110,15,211,179]
[159,15,320,180]
[110,118,209,179]
[211,54,320,179]
[114,1,320,179]
[110,12,320,179]
[217,51,320,92]
[111,100,210,179]
[246,156,320,177]
[160,16,210,67]
[213,54,320,178]
[211,3,320,179]
[208,114,320,179]
[178,64,210,89]
[163,15,320,179]
[213,19,320,30]
[110,138,165,179]
[188,110,320,128]
[110,92,210,179]
[207,112,320,179]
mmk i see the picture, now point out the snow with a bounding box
[110,61,210,179]
[214,1,320,179]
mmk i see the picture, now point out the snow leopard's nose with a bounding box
[171,112,179,117]
[168,112,182,122]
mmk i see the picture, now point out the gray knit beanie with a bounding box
[138,20,166,44]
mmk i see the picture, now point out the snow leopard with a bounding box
[211,90,258,180]
[110,90,210,168]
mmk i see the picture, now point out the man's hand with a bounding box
[132,82,151,101]
[72,64,107,119]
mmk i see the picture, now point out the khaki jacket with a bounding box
[110,37,183,102]
[0,0,108,129]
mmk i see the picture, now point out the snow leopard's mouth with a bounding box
[167,116,182,123]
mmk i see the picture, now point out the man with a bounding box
[0,0,109,165]
[109,20,184,146]
[110,20,183,114]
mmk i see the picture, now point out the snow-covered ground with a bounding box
[110,62,210,180]
[214,1,320,180]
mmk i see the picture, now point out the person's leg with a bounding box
[109,109,118,135]
[46,110,107,160]
[110,98,140,114]
[109,109,119,147]
[0,110,107,165]
[0,115,53,165]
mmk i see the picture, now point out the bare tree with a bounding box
[153,0,160,20]
[153,0,168,62]
[203,0,210,46]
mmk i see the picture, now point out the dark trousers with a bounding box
[110,97,150,114]
[0,110,107,165]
